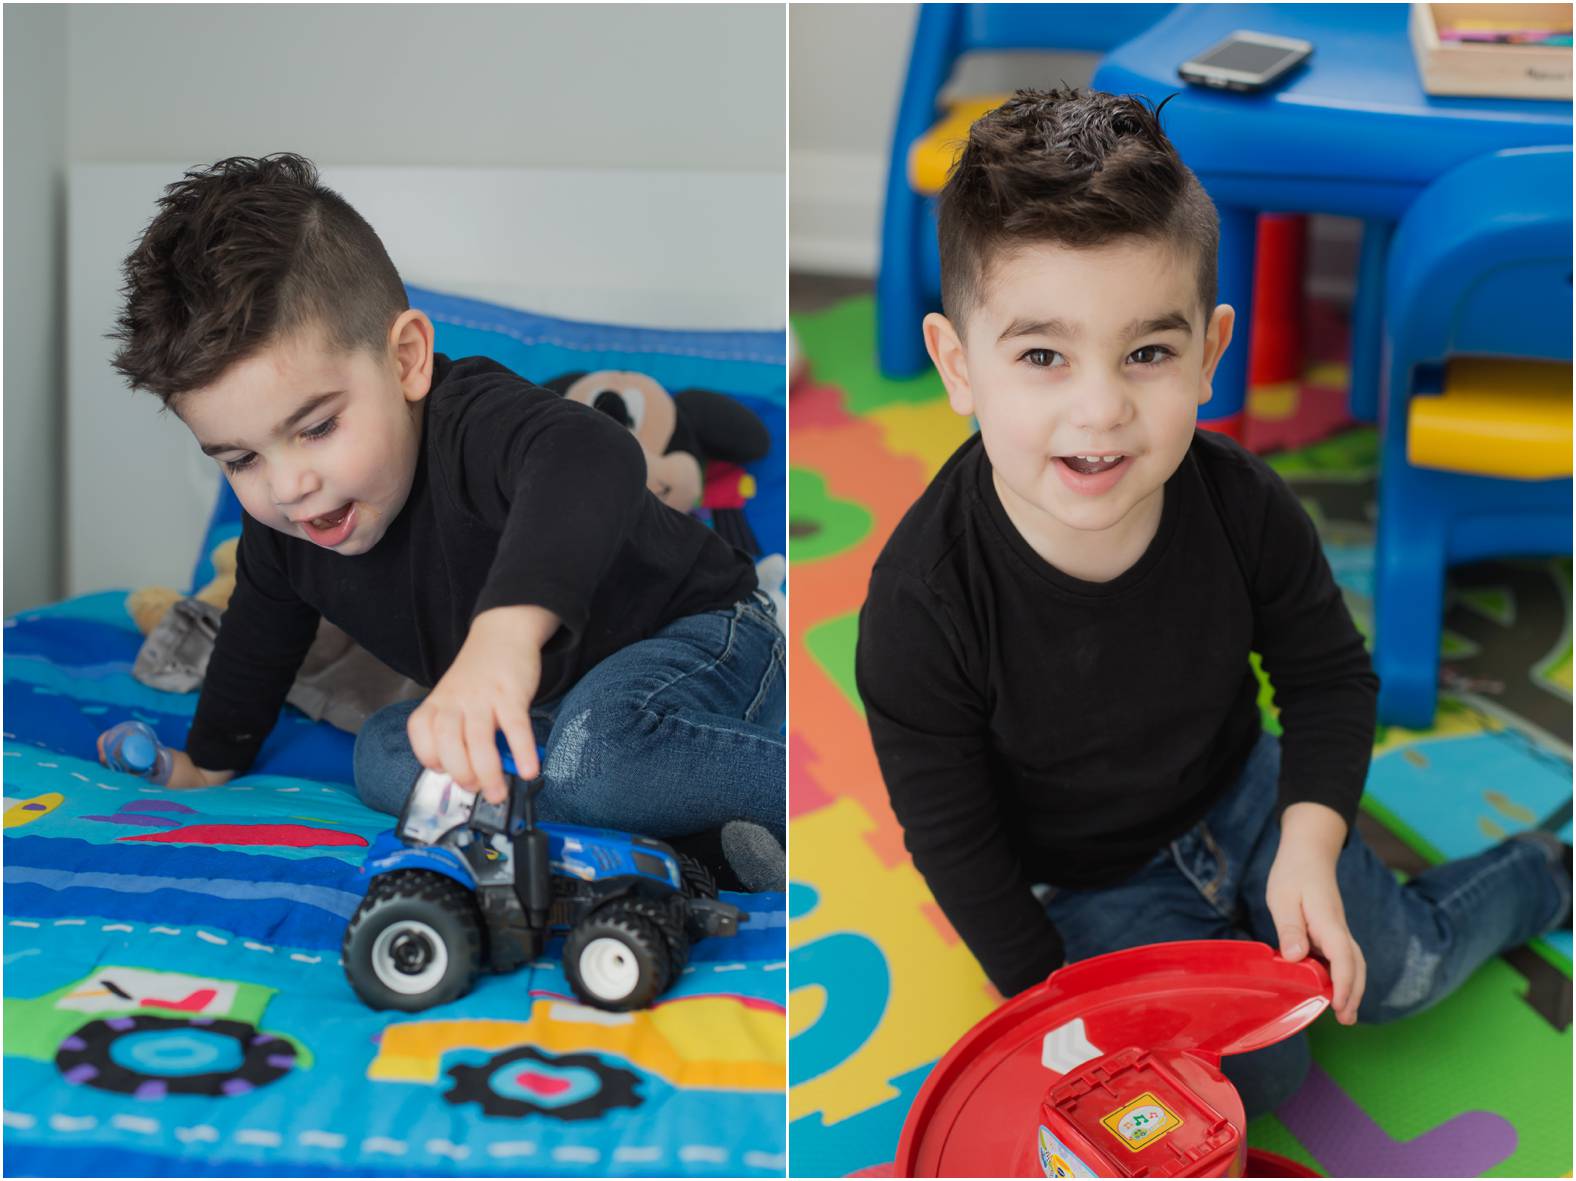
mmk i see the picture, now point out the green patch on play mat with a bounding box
[790,468,874,563]
[806,612,863,718]
[793,297,945,416]
[1264,427,1380,475]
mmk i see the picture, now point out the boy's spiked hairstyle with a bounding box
[937,88,1219,329]
[110,153,409,403]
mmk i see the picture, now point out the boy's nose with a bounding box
[1066,383,1132,433]
[271,464,323,508]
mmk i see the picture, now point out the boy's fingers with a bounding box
[1348,939,1368,1020]
[433,711,473,790]
[1271,902,1308,961]
[466,711,507,804]
[406,707,437,771]
[500,712,539,781]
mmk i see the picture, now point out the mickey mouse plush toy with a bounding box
[546,371,771,554]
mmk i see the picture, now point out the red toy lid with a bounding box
[896,941,1332,1178]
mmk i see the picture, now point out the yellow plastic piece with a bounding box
[908,95,1011,194]
[1407,358,1573,480]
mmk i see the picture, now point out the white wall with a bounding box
[4,6,69,616]
[4,3,785,612]
[65,5,783,171]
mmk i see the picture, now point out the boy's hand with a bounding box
[164,749,235,790]
[1267,802,1366,1025]
[407,605,559,806]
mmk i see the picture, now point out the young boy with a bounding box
[855,90,1570,1112]
[108,154,785,887]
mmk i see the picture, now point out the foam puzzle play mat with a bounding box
[787,296,1572,1178]
[3,292,788,1177]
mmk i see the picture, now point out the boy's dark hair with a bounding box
[110,153,408,403]
[937,88,1218,330]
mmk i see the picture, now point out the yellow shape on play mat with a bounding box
[868,397,974,481]
[368,997,783,1090]
[909,95,1010,194]
[790,797,996,1124]
[1408,358,1572,480]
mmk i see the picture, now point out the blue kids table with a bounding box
[1092,3,1573,436]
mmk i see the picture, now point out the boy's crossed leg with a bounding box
[1043,729,1570,1118]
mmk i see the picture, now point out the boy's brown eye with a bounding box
[1022,349,1062,368]
[1130,345,1173,365]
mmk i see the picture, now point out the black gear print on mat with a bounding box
[444,1045,643,1121]
[55,1015,296,1098]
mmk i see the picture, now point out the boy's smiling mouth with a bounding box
[1057,453,1127,476]
[296,501,357,547]
[1052,452,1132,496]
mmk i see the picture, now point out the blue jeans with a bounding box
[1042,729,1569,1119]
[354,595,786,841]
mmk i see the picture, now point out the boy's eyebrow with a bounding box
[199,391,344,456]
[996,312,1194,344]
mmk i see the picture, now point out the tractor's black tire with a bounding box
[607,895,691,983]
[343,870,483,1012]
[562,908,670,1011]
[677,853,719,901]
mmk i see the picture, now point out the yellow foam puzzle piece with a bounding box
[790,797,997,1125]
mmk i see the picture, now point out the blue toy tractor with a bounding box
[342,766,742,1012]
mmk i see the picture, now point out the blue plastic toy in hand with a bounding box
[97,720,174,785]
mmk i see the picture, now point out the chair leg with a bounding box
[1348,220,1393,425]
[877,193,933,379]
[1374,504,1447,730]
[1203,204,1256,440]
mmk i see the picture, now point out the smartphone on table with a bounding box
[1178,31,1314,93]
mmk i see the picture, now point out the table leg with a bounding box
[1206,205,1256,440]
[1348,219,1393,424]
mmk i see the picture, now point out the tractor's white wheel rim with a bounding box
[370,919,449,995]
[578,936,641,1000]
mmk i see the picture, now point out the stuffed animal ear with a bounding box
[671,389,771,466]
[542,372,589,396]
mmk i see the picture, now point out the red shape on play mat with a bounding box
[141,988,218,1012]
[792,381,854,429]
[516,1070,572,1097]
[120,823,368,847]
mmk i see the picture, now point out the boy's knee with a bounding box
[1359,933,1449,1024]
[352,701,421,816]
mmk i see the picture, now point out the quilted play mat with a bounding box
[3,291,788,1177]
[787,295,1573,1178]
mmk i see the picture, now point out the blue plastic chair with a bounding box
[1373,145,1573,728]
[876,3,1174,378]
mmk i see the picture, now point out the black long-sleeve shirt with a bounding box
[186,354,756,770]
[855,429,1377,998]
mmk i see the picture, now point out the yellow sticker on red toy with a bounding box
[1101,1092,1182,1152]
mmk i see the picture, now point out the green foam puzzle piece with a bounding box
[790,468,874,563]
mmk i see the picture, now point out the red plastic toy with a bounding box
[896,941,1331,1178]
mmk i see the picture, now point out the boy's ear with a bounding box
[390,310,436,403]
[1197,304,1236,408]
[924,312,975,418]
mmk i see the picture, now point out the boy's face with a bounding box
[925,237,1234,562]
[175,312,434,557]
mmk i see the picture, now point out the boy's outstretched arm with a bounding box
[407,604,560,804]
[415,387,648,803]
[1267,801,1366,1024]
